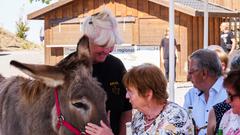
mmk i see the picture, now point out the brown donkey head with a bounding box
[2,35,107,135]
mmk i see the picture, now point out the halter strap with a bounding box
[54,88,87,135]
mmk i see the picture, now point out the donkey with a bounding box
[0,36,107,135]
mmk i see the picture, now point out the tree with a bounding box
[29,0,51,4]
[16,18,29,40]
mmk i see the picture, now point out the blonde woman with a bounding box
[220,22,236,55]
[82,9,132,135]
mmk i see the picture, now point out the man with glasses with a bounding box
[183,49,228,135]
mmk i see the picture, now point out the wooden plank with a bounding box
[198,17,203,49]
[88,0,95,14]
[48,13,57,65]
[126,0,133,16]
[126,0,137,16]
[223,0,232,9]
[179,14,190,81]
[98,0,105,10]
[28,0,74,19]
[105,0,115,14]
[142,0,149,17]
[83,0,94,16]
[192,17,198,51]
[133,18,139,44]
[51,24,81,45]
[62,4,72,18]
[56,48,64,63]
[139,19,167,45]
[137,0,148,18]
[214,17,220,45]
[233,0,240,10]
[160,5,168,21]
[67,4,73,17]
[118,23,133,43]
[56,8,63,19]
[72,0,79,17]
[179,25,188,81]
[175,12,181,81]
[187,16,193,55]
[77,0,84,18]
[132,0,138,16]
[118,0,126,16]
[149,2,160,18]
[209,17,214,45]
[45,16,51,64]
[94,0,100,13]
[115,0,122,16]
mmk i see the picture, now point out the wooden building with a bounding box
[209,0,240,11]
[28,0,239,81]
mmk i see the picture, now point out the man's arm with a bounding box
[118,110,132,135]
[160,46,164,64]
[229,38,236,55]
[206,109,216,135]
[175,46,179,63]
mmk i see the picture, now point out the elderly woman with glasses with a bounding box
[218,70,240,134]
[207,54,240,135]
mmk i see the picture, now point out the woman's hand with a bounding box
[85,120,114,135]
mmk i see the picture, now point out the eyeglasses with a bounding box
[227,92,239,102]
[188,69,200,75]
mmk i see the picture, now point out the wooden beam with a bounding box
[28,0,74,20]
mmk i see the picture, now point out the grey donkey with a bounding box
[0,35,107,135]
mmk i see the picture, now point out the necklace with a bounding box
[144,119,156,127]
[144,103,167,129]
[144,113,159,122]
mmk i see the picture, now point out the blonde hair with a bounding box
[220,22,230,31]
[82,9,123,48]
[215,49,228,71]
[207,45,228,73]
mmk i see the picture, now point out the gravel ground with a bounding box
[0,49,191,106]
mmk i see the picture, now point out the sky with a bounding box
[0,0,56,44]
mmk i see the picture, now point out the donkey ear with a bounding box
[10,60,65,87]
[76,35,91,60]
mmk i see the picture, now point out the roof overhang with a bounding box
[28,0,239,20]
[149,0,239,17]
[28,0,74,20]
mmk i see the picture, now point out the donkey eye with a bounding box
[72,102,89,110]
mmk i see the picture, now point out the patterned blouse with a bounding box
[219,109,240,135]
[131,102,193,135]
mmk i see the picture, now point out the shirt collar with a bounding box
[210,76,224,93]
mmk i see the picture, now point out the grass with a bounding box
[0,27,42,51]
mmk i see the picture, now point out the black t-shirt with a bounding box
[220,31,234,52]
[160,37,177,59]
[92,54,132,135]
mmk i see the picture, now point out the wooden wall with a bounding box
[209,0,240,11]
[43,0,223,81]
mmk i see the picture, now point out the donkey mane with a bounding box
[20,77,48,103]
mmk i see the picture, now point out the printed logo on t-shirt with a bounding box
[109,81,120,95]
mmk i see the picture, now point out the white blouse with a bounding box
[219,109,240,135]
